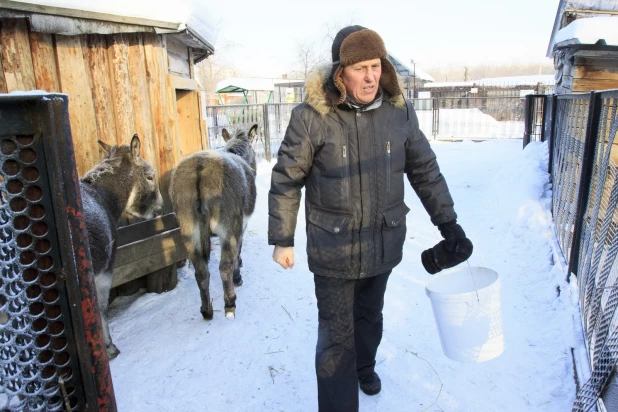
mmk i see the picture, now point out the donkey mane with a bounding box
[82,146,131,184]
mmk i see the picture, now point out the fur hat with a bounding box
[329,25,402,105]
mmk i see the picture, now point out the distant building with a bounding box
[422,75,556,99]
[213,78,304,105]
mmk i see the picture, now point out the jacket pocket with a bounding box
[307,209,353,272]
[382,202,411,263]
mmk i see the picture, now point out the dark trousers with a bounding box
[313,271,391,412]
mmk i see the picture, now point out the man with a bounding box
[268,25,473,411]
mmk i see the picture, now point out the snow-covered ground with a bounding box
[108,139,582,412]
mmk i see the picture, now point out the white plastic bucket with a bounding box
[425,266,504,363]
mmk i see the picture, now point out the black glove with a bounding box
[421,221,473,275]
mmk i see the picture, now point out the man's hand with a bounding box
[421,221,473,275]
[273,246,295,269]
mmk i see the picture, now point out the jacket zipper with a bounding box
[386,141,391,192]
[342,145,350,207]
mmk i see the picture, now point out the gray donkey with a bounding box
[81,135,163,359]
[170,124,257,320]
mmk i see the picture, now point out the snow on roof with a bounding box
[554,16,618,46]
[547,0,618,56]
[10,0,216,45]
[423,81,474,89]
[479,75,555,86]
[423,75,555,89]
[216,78,277,93]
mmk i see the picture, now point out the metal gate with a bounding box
[0,94,115,411]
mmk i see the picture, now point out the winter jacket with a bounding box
[268,64,457,279]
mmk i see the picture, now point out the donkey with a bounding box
[80,134,163,359]
[170,124,257,320]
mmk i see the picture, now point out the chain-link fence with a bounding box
[531,90,618,412]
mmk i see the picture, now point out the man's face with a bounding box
[340,58,382,104]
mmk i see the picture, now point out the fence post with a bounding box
[523,94,534,148]
[539,95,547,143]
[432,98,439,139]
[263,104,271,162]
[567,91,602,281]
[548,94,558,177]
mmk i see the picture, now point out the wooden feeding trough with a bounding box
[0,1,215,293]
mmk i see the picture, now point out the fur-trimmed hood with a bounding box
[304,63,406,117]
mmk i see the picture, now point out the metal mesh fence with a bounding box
[552,96,589,263]
[570,93,618,412]
[412,97,524,139]
[203,98,525,162]
[204,103,302,162]
[264,103,300,160]
[204,104,268,159]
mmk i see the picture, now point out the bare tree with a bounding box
[289,16,357,79]
[195,42,243,101]
[294,39,327,78]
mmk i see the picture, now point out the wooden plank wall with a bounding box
[0,17,183,178]
[557,51,618,94]
[572,56,618,93]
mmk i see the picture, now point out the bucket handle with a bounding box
[466,260,480,303]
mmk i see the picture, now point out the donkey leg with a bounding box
[219,236,239,319]
[94,272,120,359]
[195,226,213,319]
[180,216,213,320]
[193,256,213,320]
[233,238,243,287]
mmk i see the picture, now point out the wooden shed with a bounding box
[0,0,214,179]
[547,0,618,94]
[0,0,214,292]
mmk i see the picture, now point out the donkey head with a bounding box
[95,134,163,221]
[222,124,258,173]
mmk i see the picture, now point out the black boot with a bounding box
[358,372,381,395]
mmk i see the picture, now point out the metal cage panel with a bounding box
[0,94,115,411]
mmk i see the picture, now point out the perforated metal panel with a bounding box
[0,94,115,411]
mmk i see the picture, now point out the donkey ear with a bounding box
[98,140,113,155]
[222,128,231,142]
[130,134,141,159]
[248,124,258,143]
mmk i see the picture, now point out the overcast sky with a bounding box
[204,0,560,78]
[20,0,560,78]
